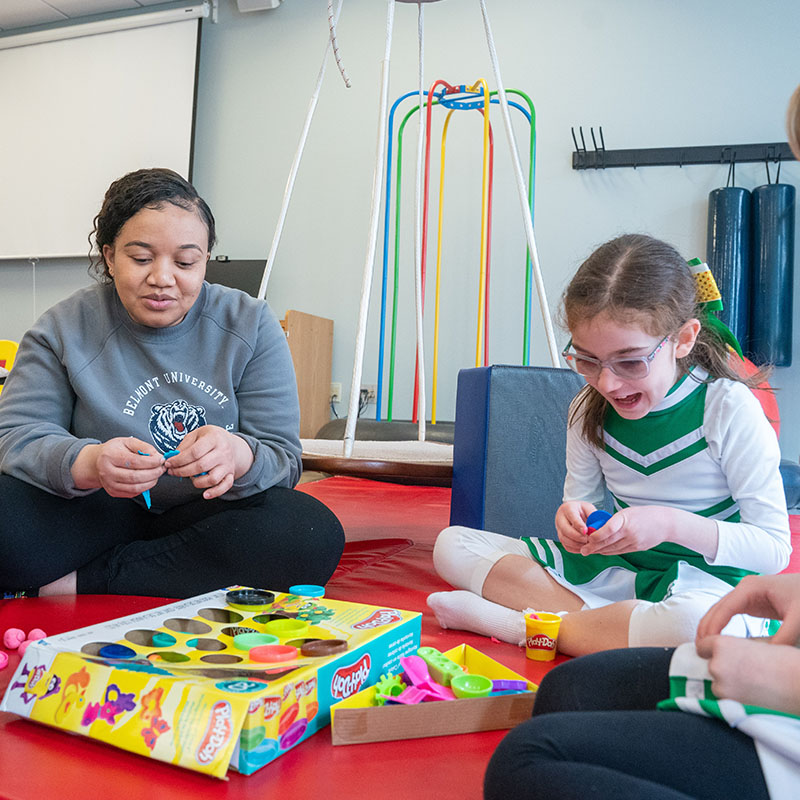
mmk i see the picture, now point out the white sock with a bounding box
[427,590,526,646]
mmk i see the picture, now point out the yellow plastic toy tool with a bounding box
[0,339,19,395]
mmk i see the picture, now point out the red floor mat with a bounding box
[299,475,451,544]
[1,477,796,800]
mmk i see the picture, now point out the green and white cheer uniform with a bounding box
[522,369,790,614]
[660,642,800,800]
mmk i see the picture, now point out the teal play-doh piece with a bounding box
[233,632,280,651]
[288,584,325,598]
[151,632,177,647]
[451,673,493,699]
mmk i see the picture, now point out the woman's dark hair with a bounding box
[88,168,216,283]
[561,233,771,448]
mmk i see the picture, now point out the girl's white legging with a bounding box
[433,525,753,647]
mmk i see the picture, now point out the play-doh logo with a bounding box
[295,678,316,699]
[331,654,371,699]
[526,634,556,651]
[26,665,47,692]
[263,696,282,721]
[196,701,233,765]
[352,609,402,630]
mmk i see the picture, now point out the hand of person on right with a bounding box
[696,635,800,716]
[696,573,800,647]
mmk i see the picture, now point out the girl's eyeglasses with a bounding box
[561,334,671,380]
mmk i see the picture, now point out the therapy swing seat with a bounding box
[301,417,455,485]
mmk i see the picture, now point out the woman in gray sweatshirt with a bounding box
[0,168,343,598]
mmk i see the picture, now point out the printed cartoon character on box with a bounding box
[10,663,60,705]
[54,666,91,724]
[81,683,136,726]
[140,686,171,751]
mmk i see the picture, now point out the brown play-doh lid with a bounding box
[300,639,349,657]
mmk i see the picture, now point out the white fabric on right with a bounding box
[628,590,751,647]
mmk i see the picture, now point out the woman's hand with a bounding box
[697,573,800,646]
[555,501,597,553]
[165,425,254,500]
[71,437,165,497]
[695,634,800,716]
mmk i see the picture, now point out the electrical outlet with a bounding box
[330,382,342,404]
[362,385,377,403]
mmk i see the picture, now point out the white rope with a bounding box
[327,0,351,88]
[413,2,427,442]
[478,0,559,367]
[343,0,395,457]
[29,257,38,323]
[257,0,345,301]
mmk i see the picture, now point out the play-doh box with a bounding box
[0,587,421,778]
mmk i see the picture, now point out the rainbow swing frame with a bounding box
[375,81,537,423]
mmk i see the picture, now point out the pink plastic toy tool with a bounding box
[390,685,433,705]
[399,655,455,701]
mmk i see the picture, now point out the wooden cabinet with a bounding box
[280,310,333,438]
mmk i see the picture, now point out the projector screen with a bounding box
[0,19,199,260]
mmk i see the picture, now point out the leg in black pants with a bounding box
[484,648,770,800]
[0,475,344,597]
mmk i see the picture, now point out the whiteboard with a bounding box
[0,20,199,259]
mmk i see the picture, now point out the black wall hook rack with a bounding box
[571,126,794,170]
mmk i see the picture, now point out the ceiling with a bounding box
[0,1,174,33]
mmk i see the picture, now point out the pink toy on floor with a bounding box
[2,628,48,664]
[3,628,25,650]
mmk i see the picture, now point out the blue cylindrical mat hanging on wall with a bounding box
[749,183,795,367]
[706,187,751,347]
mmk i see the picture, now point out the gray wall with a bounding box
[4,0,800,457]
